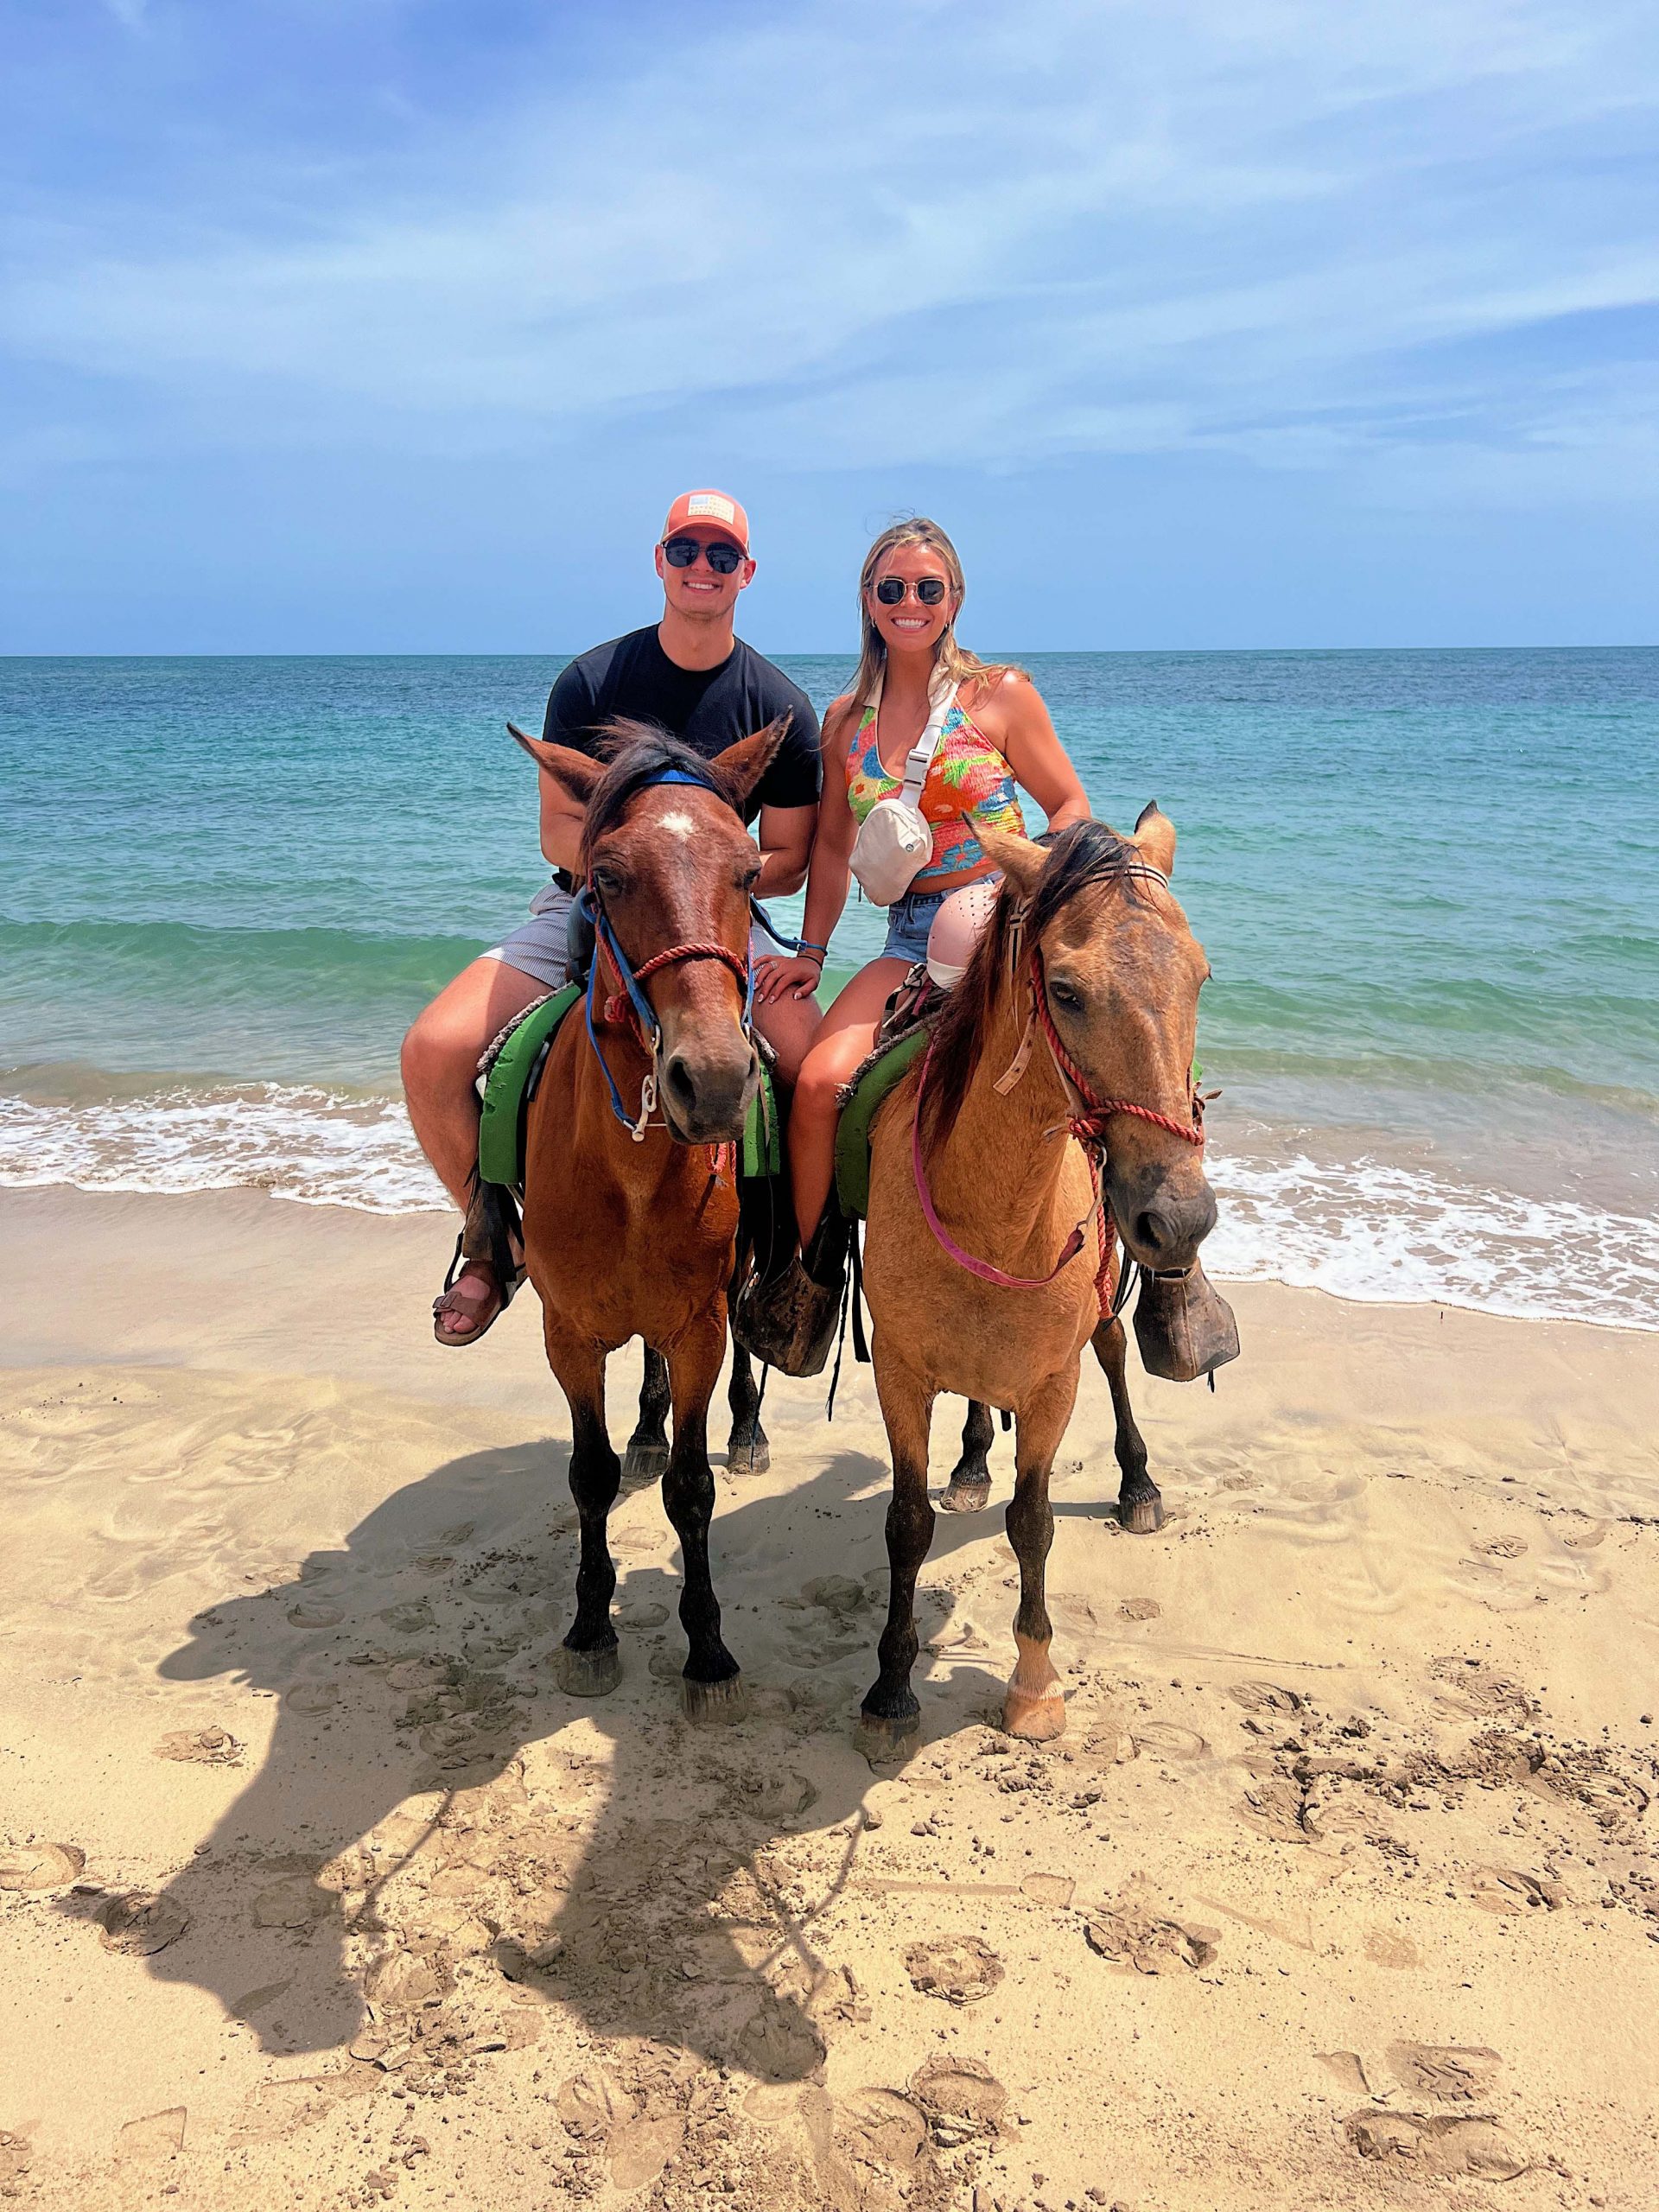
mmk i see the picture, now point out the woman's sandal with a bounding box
[432,1237,526,1349]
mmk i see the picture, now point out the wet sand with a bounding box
[2,1184,1656,2210]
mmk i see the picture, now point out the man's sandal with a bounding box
[432,1238,526,1349]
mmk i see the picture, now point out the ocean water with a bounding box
[3,650,1656,1328]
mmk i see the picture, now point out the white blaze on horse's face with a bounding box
[658,810,696,841]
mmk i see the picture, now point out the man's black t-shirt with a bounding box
[541,626,821,823]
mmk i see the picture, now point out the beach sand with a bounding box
[2,1183,1656,2210]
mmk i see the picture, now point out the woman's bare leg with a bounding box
[787,958,910,1244]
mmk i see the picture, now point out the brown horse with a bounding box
[501,718,785,1718]
[858,813,1218,1750]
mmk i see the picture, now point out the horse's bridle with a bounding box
[578,766,799,1140]
[911,859,1207,1313]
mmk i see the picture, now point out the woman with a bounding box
[738,518,1090,1376]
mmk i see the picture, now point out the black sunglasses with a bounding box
[661,535,744,575]
[874,575,948,606]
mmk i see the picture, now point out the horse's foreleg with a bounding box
[726,1343,770,1476]
[623,1345,671,1484]
[1003,1366,1079,1741]
[939,1397,995,1513]
[664,1308,746,1722]
[543,1318,622,1698]
[857,1354,938,1757]
[1090,1315,1162,1533]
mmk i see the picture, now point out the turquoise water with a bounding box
[3,651,1656,1324]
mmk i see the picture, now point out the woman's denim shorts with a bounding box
[880,887,951,966]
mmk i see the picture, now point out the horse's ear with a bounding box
[1133,801,1176,876]
[978,826,1050,901]
[508,723,602,806]
[708,715,791,814]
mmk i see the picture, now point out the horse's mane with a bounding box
[578,719,739,867]
[918,820,1157,1158]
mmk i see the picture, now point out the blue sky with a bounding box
[3,0,1656,652]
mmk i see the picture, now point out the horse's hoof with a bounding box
[855,1707,920,1765]
[1002,1689,1066,1741]
[622,1440,670,1485]
[728,1436,771,1478]
[938,1477,991,1514]
[558,1643,620,1698]
[682,1671,748,1725]
[1118,1490,1166,1535]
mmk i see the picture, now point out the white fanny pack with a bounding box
[848,674,956,906]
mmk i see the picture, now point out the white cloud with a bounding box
[6,0,1657,499]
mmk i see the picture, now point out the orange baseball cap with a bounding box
[661,487,750,554]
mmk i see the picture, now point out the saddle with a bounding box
[832,964,943,1220]
[474,987,781,1194]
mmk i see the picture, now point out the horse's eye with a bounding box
[593,866,625,898]
[1049,979,1084,1012]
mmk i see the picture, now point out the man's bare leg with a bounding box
[403,955,551,1341]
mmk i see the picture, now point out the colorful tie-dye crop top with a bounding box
[845,690,1027,889]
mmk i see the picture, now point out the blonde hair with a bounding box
[849,518,1023,709]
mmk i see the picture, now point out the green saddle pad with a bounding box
[477,983,781,1191]
[478,984,582,1189]
[833,1025,930,1221]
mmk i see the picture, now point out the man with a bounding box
[404,488,824,1346]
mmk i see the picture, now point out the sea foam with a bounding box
[2,1083,1654,1332]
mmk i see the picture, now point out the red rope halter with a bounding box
[1031,951,1206,1150]
[910,944,1205,1314]
[601,937,749,1029]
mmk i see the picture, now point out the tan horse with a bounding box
[858,812,1217,1750]
[501,718,785,1718]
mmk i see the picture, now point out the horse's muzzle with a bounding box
[1112,1163,1217,1274]
[658,1038,760,1147]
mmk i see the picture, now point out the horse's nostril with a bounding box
[662,1056,697,1116]
[1134,1208,1172,1257]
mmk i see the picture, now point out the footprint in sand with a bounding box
[286,1600,344,1628]
[98,1891,191,1957]
[1228,1679,1305,1718]
[0,2133,31,2190]
[556,2070,638,2141]
[1388,2044,1503,2101]
[1363,1926,1419,1969]
[608,2114,686,2190]
[905,1936,1004,2005]
[1345,2109,1528,2182]
[0,1840,86,1891]
[1020,1872,1075,1909]
[1084,1902,1219,1975]
[1119,1597,1161,1621]
[114,2107,187,2166]
[283,1682,340,1715]
[251,1873,337,1930]
[155,1726,243,1765]
[377,1599,436,1636]
[1236,1771,1319,1843]
[1428,1655,1535,1719]
[235,2072,378,2145]
[1469,1866,1563,1915]
[1315,2051,1375,2097]
[909,2055,1007,2145]
[1133,1721,1208,1760]
[732,1770,819,1824]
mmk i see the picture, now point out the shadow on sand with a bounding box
[67,1418,1035,2113]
